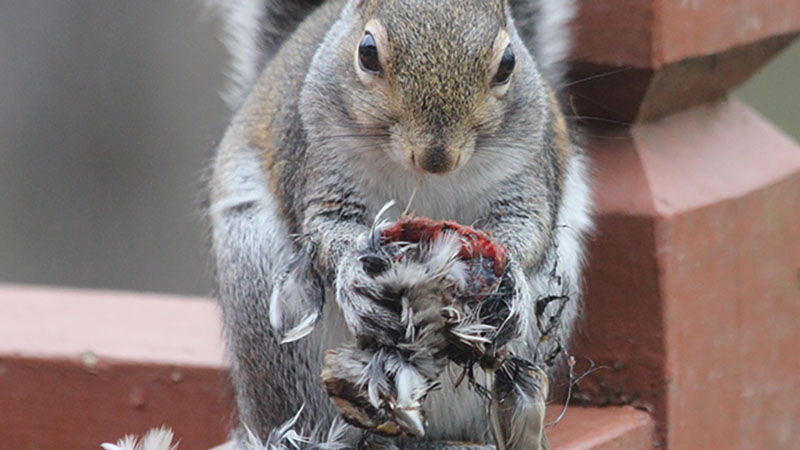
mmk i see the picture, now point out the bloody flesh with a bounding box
[381,216,516,366]
[380,216,508,277]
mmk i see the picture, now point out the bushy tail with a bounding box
[508,0,577,87]
[206,0,325,107]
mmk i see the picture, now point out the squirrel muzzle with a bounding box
[412,144,459,174]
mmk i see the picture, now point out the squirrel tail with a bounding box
[210,0,576,107]
[509,0,577,88]
[206,0,325,108]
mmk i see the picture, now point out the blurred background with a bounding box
[1,2,798,297]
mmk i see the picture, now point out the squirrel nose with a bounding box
[413,144,456,174]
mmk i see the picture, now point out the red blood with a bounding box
[380,216,508,277]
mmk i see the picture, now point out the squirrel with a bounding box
[206,0,592,449]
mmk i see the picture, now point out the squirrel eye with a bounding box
[492,46,515,86]
[358,32,381,74]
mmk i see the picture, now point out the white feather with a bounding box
[268,281,284,331]
[395,365,425,408]
[424,233,463,275]
[280,311,320,344]
[101,427,177,450]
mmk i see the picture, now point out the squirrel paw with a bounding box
[335,228,462,347]
[329,229,469,438]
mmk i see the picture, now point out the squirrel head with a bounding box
[302,0,547,176]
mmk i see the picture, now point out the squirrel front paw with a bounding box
[335,228,462,347]
[335,231,405,346]
[330,228,469,437]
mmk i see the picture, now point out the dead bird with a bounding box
[321,216,550,450]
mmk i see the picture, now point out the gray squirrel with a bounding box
[206,0,592,449]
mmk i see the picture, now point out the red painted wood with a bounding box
[0,286,232,450]
[567,0,800,122]
[0,285,654,450]
[572,0,800,68]
[0,285,223,366]
[0,357,233,450]
[573,100,800,448]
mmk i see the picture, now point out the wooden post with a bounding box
[567,1,800,448]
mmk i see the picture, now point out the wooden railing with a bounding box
[0,285,654,449]
[567,0,800,448]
